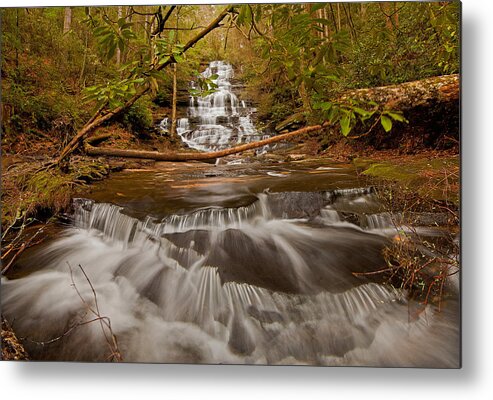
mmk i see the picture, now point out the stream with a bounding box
[1,61,460,367]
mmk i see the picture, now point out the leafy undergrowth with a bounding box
[1,118,185,232]
[382,230,459,308]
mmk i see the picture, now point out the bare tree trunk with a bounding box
[336,3,341,31]
[343,4,357,42]
[323,7,330,38]
[329,4,338,33]
[170,62,178,137]
[116,6,123,65]
[380,3,394,31]
[79,8,90,86]
[63,7,72,33]
[15,9,20,70]
[170,10,179,137]
[317,8,323,39]
[360,3,367,20]
[393,2,399,29]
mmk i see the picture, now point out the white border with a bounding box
[2,0,493,399]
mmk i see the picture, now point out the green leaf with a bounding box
[380,115,392,132]
[321,74,340,82]
[121,29,136,39]
[118,38,125,52]
[99,33,114,44]
[107,42,117,59]
[158,55,171,65]
[93,26,109,36]
[312,18,331,26]
[317,102,332,111]
[353,107,371,117]
[340,115,351,136]
[173,53,184,63]
[117,17,127,28]
[327,107,338,123]
[168,30,175,44]
[237,5,247,25]
[387,112,408,123]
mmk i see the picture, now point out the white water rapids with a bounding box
[1,188,460,366]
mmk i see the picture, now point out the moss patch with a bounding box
[355,156,459,205]
[2,157,110,230]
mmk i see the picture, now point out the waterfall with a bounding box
[160,61,269,152]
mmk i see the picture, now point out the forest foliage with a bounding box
[1,2,460,150]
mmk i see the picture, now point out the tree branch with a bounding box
[56,5,235,164]
[84,122,329,161]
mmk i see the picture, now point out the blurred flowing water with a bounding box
[1,160,460,366]
[1,61,459,366]
[159,61,271,152]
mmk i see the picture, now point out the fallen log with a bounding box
[344,74,459,149]
[340,73,459,109]
[85,123,329,161]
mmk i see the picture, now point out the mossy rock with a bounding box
[356,157,459,205]
[2,158,111,230]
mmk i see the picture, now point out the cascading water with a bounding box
[160,61,270,152]
[1,164,460,366]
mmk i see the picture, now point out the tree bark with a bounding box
[170,62,178,137]
[116,6,123,65]
[63,7,72,33]
[85,123,329,161]
[339,74,459,110]
[56,5,234,164]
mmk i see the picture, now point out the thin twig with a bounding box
[67,262,123,361]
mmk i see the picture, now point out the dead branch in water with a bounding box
[84,122,330,161]
[18,263,123,362]
[68,263,123,362]
[364,168,459,310]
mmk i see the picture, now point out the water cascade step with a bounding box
[160,61,271,152]
[1,188,460,366]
